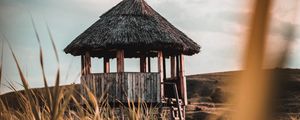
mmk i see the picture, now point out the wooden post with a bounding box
[117,50,124,73]
[140,55,147,72]
[179,54,187,105]
[176,56,180,78]
[104,57,110,73]
[148,57,151,72]
[163,55,166,81]
[170,56,176,78]
[81,55,85,75]
[83,52,91,75]
[176,55,181,98]
[158,51,164,98]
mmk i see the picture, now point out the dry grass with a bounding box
[0,19,165,120]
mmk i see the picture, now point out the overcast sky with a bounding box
[0,0,300,94]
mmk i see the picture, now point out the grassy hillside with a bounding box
[2,68,300,119]
[185,68,300,119]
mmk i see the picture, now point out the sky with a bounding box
[0,0,300,94]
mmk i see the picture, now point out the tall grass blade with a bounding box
[228,0,273,120]
[64,58,74,81]
[0,38,3,88]
[44,23,62,120]
[30,15,53,111]
[57,86,74,119]
[46,23,59,63]
[45,24,61,114]
[50,69,61,120]
[6,38,40,120]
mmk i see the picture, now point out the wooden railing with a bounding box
[81,72,161,103]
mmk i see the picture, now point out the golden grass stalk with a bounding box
[0,17,165,120]
[0,39,3,89]
[30,16,53,113]
[5,35,41,119]
[227,0,273,120]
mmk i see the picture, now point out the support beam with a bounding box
[81,55,85,75]
[176,56,180,78]
[158,51,164,98]
[103,57,110,73]
[148,57,151,72]
[140,55,147,72]
[170,56,176,78]
[82,52,91,75]
[163,55,166,81]
[179,54,187,105]
[116,50,124,73]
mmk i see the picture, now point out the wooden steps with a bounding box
[164,97,185,120]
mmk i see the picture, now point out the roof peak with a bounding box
[64,0,200,57]
[101,0,152,17]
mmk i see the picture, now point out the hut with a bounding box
[64,0,200,119]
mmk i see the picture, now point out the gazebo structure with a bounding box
[64,0,200,119]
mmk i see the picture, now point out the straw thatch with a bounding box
[64,0,200,58]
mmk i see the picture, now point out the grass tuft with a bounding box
[0,19,165,120]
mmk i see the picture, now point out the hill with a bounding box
[2,68,300,119]
[185,68,300,119]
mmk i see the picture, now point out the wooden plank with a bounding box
[122,73,125,102]
[92,75,95,94]
[101,74,105,99]
[81,73,161,103]
[116,73,121,102]
[157,74,160,102]
[133,73,136,102]
[99,75,102,98]
[151,73,155,102]
[141,73,145,101]
[135,73,138,102]
[112,74,117,103]
[127,73,132,102]
[96,75,98,95]
[151,73,154,102]
[114,73,118,103]
[132,73,135,102]
[81,76,85,97]
[104,57,110,73]
[145,73,151,102]
[119,73,123,102]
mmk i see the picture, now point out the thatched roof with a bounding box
[64,0,200,58]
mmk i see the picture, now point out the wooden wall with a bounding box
[81,72,161,103]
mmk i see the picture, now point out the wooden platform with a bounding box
[81,72,161,103]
